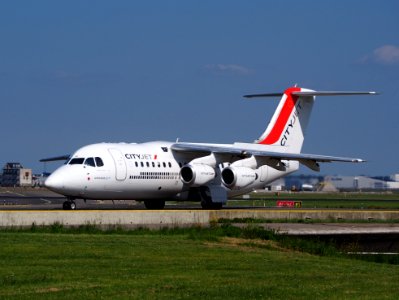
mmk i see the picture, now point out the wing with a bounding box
[39,155,70,162]
[171,142,364,171]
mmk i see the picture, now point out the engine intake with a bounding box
[221,166,257,189]
[180,164,215,186]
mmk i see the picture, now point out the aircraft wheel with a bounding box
[201,200,223,210]
[201,200,210,209]
[144,200,165,210]
[70,201,76,210]
[63,200,76,210]
[212,202,223,210]
[63,201,71,210]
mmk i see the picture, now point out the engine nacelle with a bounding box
[221,166,257,189]
[180,164,215,186]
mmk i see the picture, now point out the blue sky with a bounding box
[0,1,398,176]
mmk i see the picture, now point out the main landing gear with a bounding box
[200,198,223,210]
[199,187,223,210]
[144,200,166,210]
[63,198,76,210]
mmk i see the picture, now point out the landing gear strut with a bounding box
[63,199,76,210]
[200,187,223,210]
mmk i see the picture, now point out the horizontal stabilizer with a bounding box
[244,93,283,98]
[292,91,378,96]
[244,91,378,98]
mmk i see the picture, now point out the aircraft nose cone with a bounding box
[44,174,64,192]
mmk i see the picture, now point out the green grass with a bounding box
[229,192,399,209]
[0,226,399,299]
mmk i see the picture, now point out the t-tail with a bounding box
[245,87,377,154]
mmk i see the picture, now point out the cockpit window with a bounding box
[95,157,104,167]
[68,157,104,167]
[69,158,85,165]
[84,157,96,167]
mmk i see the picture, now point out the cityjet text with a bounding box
[280,100,303,146]
[125,154,156,160]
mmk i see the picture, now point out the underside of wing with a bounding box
[171,142,364,172]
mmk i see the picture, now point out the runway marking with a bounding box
[40,198,52,204]
[4,190,26,197]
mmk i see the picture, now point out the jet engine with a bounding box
[221,166,257,189]
[180,164,215,186]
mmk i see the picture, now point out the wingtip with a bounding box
[243,93,284,99]
[353,159,367,163]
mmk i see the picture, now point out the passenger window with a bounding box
[168,162,172,168]
[84,157,96,167]
[146,162,150,167]
[135,162,138,167]
[69,158,85,165]
[95,157,104,167]
[141,162,144,167]
[163,162,166,168]
[152,162,155,167]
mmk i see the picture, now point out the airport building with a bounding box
[271,174,399,192]
[32,172,51,187]
[324,175,399,191]
[1,162,32,187]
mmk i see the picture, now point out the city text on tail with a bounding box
[42,86,377,210]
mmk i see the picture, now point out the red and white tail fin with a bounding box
[248,86,314,153]
[245,87,377,154]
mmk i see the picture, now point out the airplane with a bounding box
[42,86,377,210]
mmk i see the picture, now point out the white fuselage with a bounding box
[45,141,298,201]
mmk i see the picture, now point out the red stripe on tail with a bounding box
[258,87,301,145]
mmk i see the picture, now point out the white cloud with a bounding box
[359,45,399,65]
[204,64,252,75]
[373,45,399,64]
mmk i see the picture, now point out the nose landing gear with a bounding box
[63,198,77,210]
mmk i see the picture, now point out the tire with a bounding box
[63,201,71,210]
[144,200,166,210]
[201,200,211,209]
[201,200,223,210]
[212,202,223,210]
